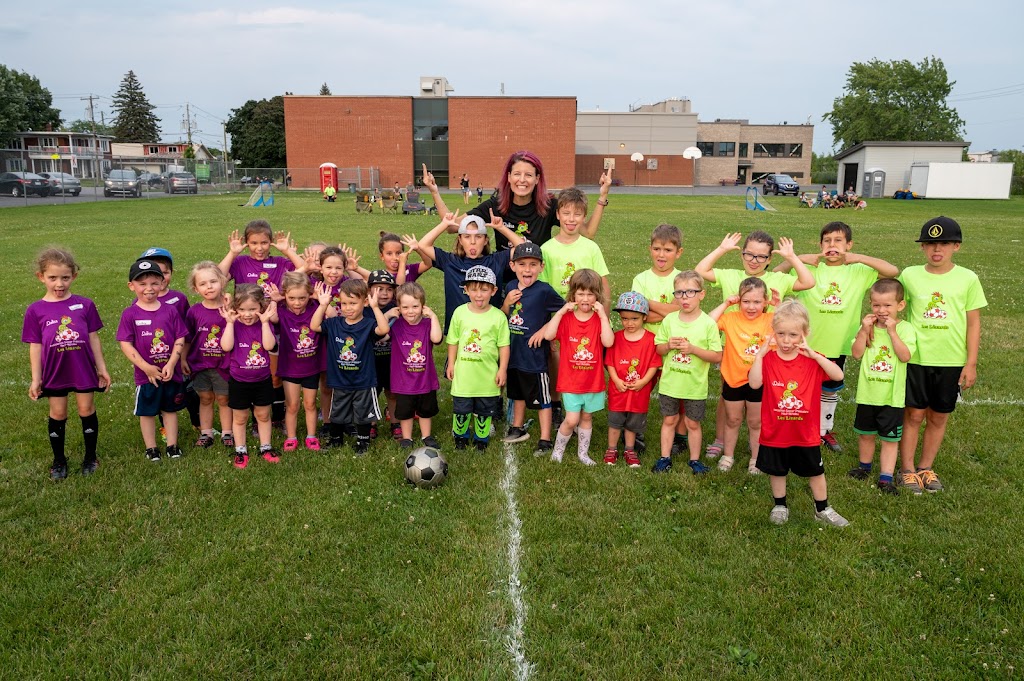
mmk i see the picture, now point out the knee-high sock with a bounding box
[821,391,840,436]
[81,413,99,462]
[48,417,67,466]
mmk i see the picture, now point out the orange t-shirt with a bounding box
[716,311,774,388]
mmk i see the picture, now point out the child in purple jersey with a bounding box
[221,284,279,469]
[386,282,443,448]
[352,231,432,285]
[182,261,233,450]
[217,220,305,296]
[138,247,190,321]
[117,259,188,463]
[268,272,323,453]
[23,248,111,480]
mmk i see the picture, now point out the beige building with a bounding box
[695,120,813,186]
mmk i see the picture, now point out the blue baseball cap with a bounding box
[138,247,173,266]
[614,291,649,315]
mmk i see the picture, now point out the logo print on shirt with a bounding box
[924,291,948,319]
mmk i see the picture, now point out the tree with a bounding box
[998,149,1024,195]
[824,57,965,151]
[111,70,161,142]
[63,119,115,136]
[0,65,61,138]
[225,96,286,168]
[319,82,331,96]
[811,151,837,184]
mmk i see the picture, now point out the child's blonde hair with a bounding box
[231,284,266,311]
[674,269,702,290]
[187,260,227,292]
[772,299,811,336]
[281,270,312,295]
[396,281,426,306]
[36,247,79,275]
[567,268,602,301]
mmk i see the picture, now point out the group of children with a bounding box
[24,197,986,527]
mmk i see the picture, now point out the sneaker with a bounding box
[918,468,944,493]
[391,424,403,441]
[717,455,735,473]
[847,466,871,481]
[195,434,215,448]
[624,449,641,468]
[688,460,711,476]
[262,449,281,463]
[533,439,553,457]
[474,440,489,452]
[502,427,530,444]
[634,432,646,455]
[899,471,924,496]
[369,425,378,440]
[271,420,285,432]
[747,461,762,475]
[552,405,564,428]
[454,437,468,450]
[222,433,235,448]
[283,438,299,452]
[422,435,440,449]
[814,506,850,528]
[769,505,790,525]
[233,453,249,469]
[49,463,68,480]
[304,436,321,451]
[821,432,843,452]
[670,435,688,456]
[603,448,618,465]
[705,439,724,459]
[146,447,161,462]
[651,457,673,473]
[80,459,99,476]
[877,479,900,496]
[327,437,344,449]
[167,445,183,459]
[354,443,370,457]
[400,438,414,449]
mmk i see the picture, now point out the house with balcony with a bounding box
[0,131,115,178]
[110,141,215,174]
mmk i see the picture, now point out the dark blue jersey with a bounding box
[432,247,512,334]
[322,315,385,390]
[505,280,564,373]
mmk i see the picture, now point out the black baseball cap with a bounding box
[129,259,164,281]
[368,269,397,287]
[917,216,963,243]
[512,242,543,262]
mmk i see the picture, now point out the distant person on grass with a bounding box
[23,248,111,480]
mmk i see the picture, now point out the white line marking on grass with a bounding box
[500,442,533,681]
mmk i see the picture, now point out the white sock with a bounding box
[552,430,571,463]
[821,391,839,436]
[577,427,596,465]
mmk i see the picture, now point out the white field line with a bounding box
[500,442,533,681]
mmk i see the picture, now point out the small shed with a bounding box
[908,162,1013,199]
[834,141,968,197]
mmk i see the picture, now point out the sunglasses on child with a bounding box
[741,251,771,263]
[672,288,702,299]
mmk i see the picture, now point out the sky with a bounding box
[3,0,1022,155]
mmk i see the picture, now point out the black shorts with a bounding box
[906,364,961,413]
[506,368,552,409]
[281,373,321,390]
[452,395,500,418]
[228,377,275,410]
[822,356,846,391]
[853,404,904,441]
[135,381,186,417]
[330,387,381,426]
[394,391,440,420]
[658,395,706,421]
[41,385,106,398]
[722,382,763,403]
[375,354,391,392]
[756,444,825,477]
[607,410,647,434]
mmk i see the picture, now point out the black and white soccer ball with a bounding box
[404,447,448,489]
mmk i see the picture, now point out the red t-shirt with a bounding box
[759,351,827,448]
[556,311,605,395]
[605,330,661,413]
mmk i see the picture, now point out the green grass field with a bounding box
[0,192,1020,679]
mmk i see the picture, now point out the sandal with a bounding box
[717,455,735,473]
[705,439,724,459]
[282,438,299,452]
[748,460,762,475]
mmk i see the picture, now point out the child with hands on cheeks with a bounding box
[23,248,111,479]
[182,261,233,450]
[747,300,849,527]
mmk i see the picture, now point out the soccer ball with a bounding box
[404,447,448,489]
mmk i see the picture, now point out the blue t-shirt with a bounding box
[432,248,512,334]
[504,280,564,373]
[321,315,385,390]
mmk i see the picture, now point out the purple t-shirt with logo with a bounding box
[229,255,295,296]
[22,295,104,391]
[275,301,323,379]
[159,288,190,321]
[116,302,186,386]
[228,321,272,382]
[185,304,228,373]
[389,316,439,395]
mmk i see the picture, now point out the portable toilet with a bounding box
[319,163,339,194]
[862,168,885,198]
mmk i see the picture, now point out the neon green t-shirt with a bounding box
[712,268,797,311]
[854,320,917,408]
[446,304,510,397]
[798,262,878,358]
[654,311,722,400]
[899,265,987,366]
[540,236,609,299]
[631,268,681,334]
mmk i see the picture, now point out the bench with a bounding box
[720,178,740,186]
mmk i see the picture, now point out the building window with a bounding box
[9,138,24,150]
[753,143,784,158]
[167,146,178,153]
[787,143,803,158]
[412,97,449,186]
[40,137,56,148]
[100,140,109,151]
[738,143,748,157]
[149,146,159,154]
[697,141,714,157]
[6,159,24,171]
[783,171,804,178]
[717,142,735,157]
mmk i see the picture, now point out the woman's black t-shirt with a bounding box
[468,194,559,252]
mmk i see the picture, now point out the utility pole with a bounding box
[223,121,230,184]
[81,94,99,193]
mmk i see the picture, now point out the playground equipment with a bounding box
[745,186,775,212]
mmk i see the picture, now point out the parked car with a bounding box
[165,172,198,194]
[762,173,800,196]
[104,169,142,197]
[138,172,163,187]
[239,176,257,185]
[0,172,50,198]
[37,172,82,196]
